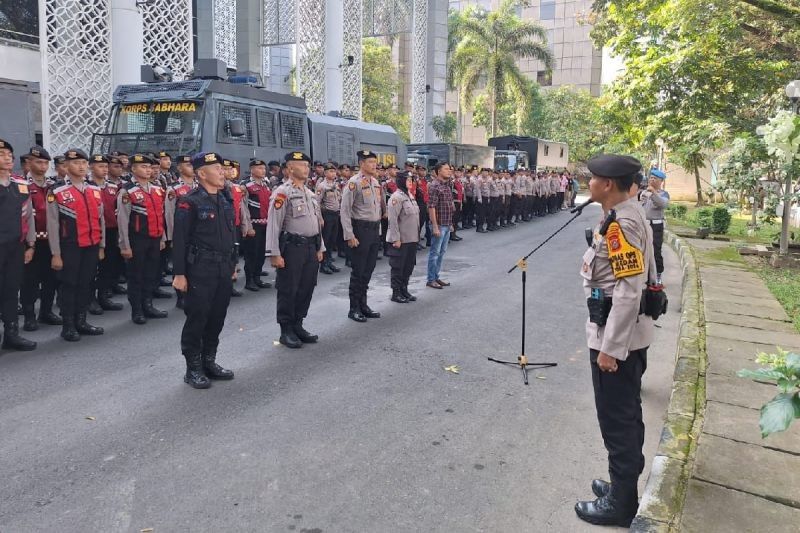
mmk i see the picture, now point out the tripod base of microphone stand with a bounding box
[488,356,557,385]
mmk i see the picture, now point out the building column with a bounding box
[324,0,344,114]
[410,0,427,142]
[110,0,143,87]
[296,0,326,113]
[236,0,262,74]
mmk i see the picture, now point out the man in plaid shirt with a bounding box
[426,163,455,289]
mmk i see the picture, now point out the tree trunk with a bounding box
[490,89,497,138]
[456,90,463,143]
[694,166,705,206]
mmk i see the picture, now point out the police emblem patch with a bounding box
[274,193,287,210]
[47,193,55,203]
[17,184,28,194]
[348,182,356,191]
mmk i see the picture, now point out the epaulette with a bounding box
[53,183,72,193]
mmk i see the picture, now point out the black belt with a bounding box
[280,232,318,246]
[190,246,234,263]
[352,219,379,228]
[322,209,340,215]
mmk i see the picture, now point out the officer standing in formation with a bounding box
[315,162,342,275]
[117,154,168,325]
[641,168,669,284]
[47,149,105,341]
[242,158,272,291]
[576,154,654,527]
[164,154,197,308]
[385,171,420,303]
[265,151,324,349]
[0,139,37,350]
[340,150,386,322]
[171,152,236,389]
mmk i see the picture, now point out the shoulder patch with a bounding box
[348,181,356,190]
[47,192,56,203]
[16,183,28,194]
[606,221,644,279]
[274,192,287,210]
[168,190,176,200]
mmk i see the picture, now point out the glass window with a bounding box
[114,101,204,135]
[540,0,556,21]
[217,103,254,145]
[0,0,39,45]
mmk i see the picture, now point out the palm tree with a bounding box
[447,0,553,137]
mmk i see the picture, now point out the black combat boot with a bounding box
[111,283,127,295]
[75,313,104,336]
[131,303,147,325]
[360,301,380,318]
[327,258,341,273]
[254,276,272,288]
[87,296,104,316]
[2,323,37,351]
[347,308,367,322]
[244,275,259,291]
[184,353,211,389]
[401,286,417,302]
[319,262,334,275]
[575,484,638,527]
[22,305,39,332]
[231,285,243,297]
[98,289,123,311]
[152,287,172,299]
[390,289,409,303]
[592,479,611,498]
[279,323,302,348]
[202,351,234,380]
[38,297,63,325]
[60,315,80,342]
[143,299,168,319]
[293,321,318,343]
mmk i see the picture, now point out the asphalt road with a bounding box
[0,204,681,533]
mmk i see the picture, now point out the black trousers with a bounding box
[389,242,416,290]
[58,244,99,318]
[97,228,123,292]
[243,223,267,278]
[475,200,487,229]
[501,197,510,224]
[321,210,340,260]
[453,201,462,230]
[180,260,233,356]
[21,239,58,311]
[490,197,501,226]
[463,197,474,226]
[590,347,647,491]
[0,240,24,327]
[348,220,380,310]
[650,222,665,275]
[276,241,319,324]
[127,235,161,308]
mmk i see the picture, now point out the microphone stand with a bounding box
[488,201,592,384]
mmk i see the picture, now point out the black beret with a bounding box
[28,146,51,161]
[249,158,266,167]
[157,151,171,158]
[108,155,123,165]
[386,163,399,170]
[130,153,155,165]
[285,151,311,163]
[0,138,13,153]
[110,150,129,157]
[313,161,323,167]
[64,148,89,161]
[587,154,642,179]
[338,163,351,170]
[470,165,479,171]
[357,150,378,161]
[222,159,232,167]
[177,154,192,164]
[267,160,280,167]
[323,162,336,170]
[53,155,65,164]
[19,154,29,163]
[192,152,223,170]
[90,154,109,164]
[232,161,240,168]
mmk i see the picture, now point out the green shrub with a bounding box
[711,207,732,234]
[667,204,688,219]
[693,207,714,228]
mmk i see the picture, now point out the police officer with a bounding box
[20,146,61,332]
[118,153,168,324]
[340,150,386,322]
[243,158,272,291]
[386,171,420,303]
[172,152,236,389]
[88,154,124,313]
[156,151,176,188]
[576,154,654,527]
[265,151,324,348]
[641,168,669,284]
[316,162,342,275]
[0,139,37,350]
[164,154,197,309]
[223,159,253,297]
[47,149,105,341]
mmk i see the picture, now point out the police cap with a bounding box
[267,160,280,167]
[357,150,378,161]
[64,148,89,161]
[0,138,13,153]
[587,154,642,179]
[650,167,667,180]
[222,159,232,167]
[130,153,155,165]
[323,162,336,171]
[53,155,65,165]
[90,154,109,164]
[177,154,192,164]
[28,146,51,161]
[108,155,123,165]
[338,163,351,171]
[386,163,399,170]
[192,152,224,170]
[250,158,267,168]
[110,150,129,157]
[285,151,311,163]
[158,151,171,159]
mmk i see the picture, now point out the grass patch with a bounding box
[666,202,782,244]
[702,246,744,264]
[756,264,800,334]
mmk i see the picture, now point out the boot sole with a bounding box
[279,340,303,349]
[2,343,37,351]
[184,376,212,389]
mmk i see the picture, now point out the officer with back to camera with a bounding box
[575,154,654,528]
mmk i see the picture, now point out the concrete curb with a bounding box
[631,231,707,532]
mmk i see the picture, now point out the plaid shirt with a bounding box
[428,179,455,227]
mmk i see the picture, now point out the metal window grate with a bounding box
[114,80,207,102]
[218,103,254,145]
[280,113,305,148]
[257,108,277,146]
[327,132,355,166]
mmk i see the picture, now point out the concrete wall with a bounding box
[0,42,41,83]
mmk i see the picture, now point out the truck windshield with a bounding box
[96,101,203,155]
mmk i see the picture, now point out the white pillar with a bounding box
[110,0,144,87]
[237,0,262,73]
[324,0,344,114]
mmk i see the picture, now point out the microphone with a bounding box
[570,198,593,214]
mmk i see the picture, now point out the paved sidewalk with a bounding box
[680,239,800,532]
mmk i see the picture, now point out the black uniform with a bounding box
[172,184,236,387]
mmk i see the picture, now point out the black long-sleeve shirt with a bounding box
[171,186,235,276]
